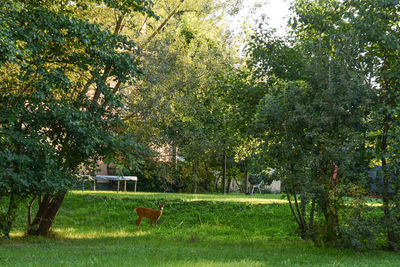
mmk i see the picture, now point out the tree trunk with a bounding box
[286,191,305,239]
[227,177,232,194]
[204,161,210,192]
[171,145,177,170]
[244,170,249,194]
[222,149,226,194]
[1,193,20,238]
[380,56,397,248]
[192,160,198,193]
[27,192,66,236]
[293,190,307,238]
[381,119,396,247]
[309,199,316,237]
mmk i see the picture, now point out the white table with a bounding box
[90,175,138,192]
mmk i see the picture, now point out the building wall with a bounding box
[96,161,109,185]
[96,161,108,175]
[265,180,281,193]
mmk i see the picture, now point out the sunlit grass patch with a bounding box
[69,190,286,204]
[48,228,151,239]
[161,259,265,267]
[8,232,25,238]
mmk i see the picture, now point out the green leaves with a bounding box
[246,0,380,243]
[249,0,400,248]
[0,0,159,236]
[0,0,150,194]
[123,0,243,192]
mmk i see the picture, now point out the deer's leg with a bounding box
[150,219,153,227]
[136,216,142,227]
[155,220,157,228]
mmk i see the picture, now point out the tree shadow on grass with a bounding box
[3,232,400,267]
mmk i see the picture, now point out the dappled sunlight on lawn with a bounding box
[69,190,287,205]
[182,197,287,204]
[9,229,152,241]
[9,232,25,238]
[70,191,384,206]
[50,228,152,240]
[163,259,264,267]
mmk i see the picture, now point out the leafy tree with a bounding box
[289,0,400,250]
[343,0,400,249]
[247,8,370,243]
[124,0,243,193]
[0,0,154,236]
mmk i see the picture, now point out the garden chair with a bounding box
[251,180,263,195]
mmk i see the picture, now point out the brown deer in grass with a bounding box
[135,202,166,228]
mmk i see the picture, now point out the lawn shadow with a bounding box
[3,231,400,267]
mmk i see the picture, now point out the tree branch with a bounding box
[293,190,306,232]
[139,15,148,35]
[28,195,37,226]
[286,191,302,228]
[91,13,126,106]
[142,0,185,49]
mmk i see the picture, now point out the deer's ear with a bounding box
[162,201,166,205]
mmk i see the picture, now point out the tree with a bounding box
[124,0,243,193]
[0,0,155,236]
[343,0,400,249]
[290,0,400,249]
[247,9,369,242]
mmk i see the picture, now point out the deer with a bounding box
[135,201,166,228]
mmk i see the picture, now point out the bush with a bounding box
[339,214,381,251]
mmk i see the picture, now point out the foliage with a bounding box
[338,205,383,251]
[136,159,186,192]
[242,0,400,249]
[123,0,245,193]
[246,0,372,244]
[0,0,154,236]
[289,0,400,250]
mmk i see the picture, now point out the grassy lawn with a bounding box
[0,191,399,266]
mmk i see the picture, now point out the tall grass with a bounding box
[0,191,399,266]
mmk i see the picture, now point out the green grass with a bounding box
[0,191,399,266]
